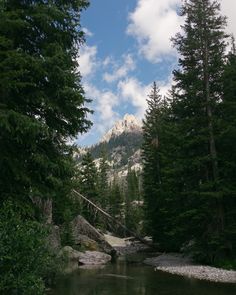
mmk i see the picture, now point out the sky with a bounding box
[77,0,236,147]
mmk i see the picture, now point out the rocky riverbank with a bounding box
[144,253,236,283]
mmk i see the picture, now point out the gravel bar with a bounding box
[144,253,236,283]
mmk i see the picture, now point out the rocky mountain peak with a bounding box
[100,114,142,143]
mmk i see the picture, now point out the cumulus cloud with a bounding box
[127,0,235,63]
[78,45,98,77]
[221,0,236,38]
[82,27,93,37]
[103,54,136,83]
[103,56,113,67]
[118,77,172,119]
[127,0,182,63]
[84,83,119,135]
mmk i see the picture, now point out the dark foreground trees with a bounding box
[171,0,228,262]
[142,0,236,266]
[0,0,91,293]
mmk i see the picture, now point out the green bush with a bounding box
[0,200,55,295]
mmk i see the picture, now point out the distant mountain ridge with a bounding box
[76,114,143,178]
[100,114,142,143]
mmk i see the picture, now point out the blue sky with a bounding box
[77,0,236,147]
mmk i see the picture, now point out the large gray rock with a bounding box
[78,251,111,265]
[71,215,115,254]
[58,246,111,273]
[76,234,100,251]
[59,246,81,260]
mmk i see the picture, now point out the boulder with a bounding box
[78,251,111,265]
[76,234,100,251]
[71,215,115,254]
[58,247,111,272]
[59,246,81,261]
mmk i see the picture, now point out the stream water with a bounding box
[51,254,236,295]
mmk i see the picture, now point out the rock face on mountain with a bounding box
[75,114,143,179]
[100,114,142,143]
[94,114,142,175]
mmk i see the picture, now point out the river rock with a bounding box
[71,215,115,254]
[59,247,111,272]
[76,234,100,251]
[78,251,111,265]
[59,246,81,260]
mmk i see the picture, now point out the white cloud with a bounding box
[82,27,93,37]
[103,54,136,83]
[127,0,182,63]
[118,77,172,119]
[221,0,236,38]
[127,0,236,63]
[118,78,149,118]
[78,45,98,77]
[103,56,113,67]
[84,83,119,135]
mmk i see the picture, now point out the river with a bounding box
[51,253,236,295]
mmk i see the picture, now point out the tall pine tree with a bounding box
[0,1,91,292]
[0,0,91,211]
[142,82,164,241]
[78,152,98,223]
[217,40,236,261]
[171,0,229,262]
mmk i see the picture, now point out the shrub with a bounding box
[0,200,55,294]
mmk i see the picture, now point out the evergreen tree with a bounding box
[0,1,91,292]
[217,40,236,261]
[78,152,98,223]
[109,176,123,221]
[97,150,110,209]
[125,164,142,232]
[142,82,164,239]
[171,0,229,262]
[126,163,140,202]
[0,0,91,209]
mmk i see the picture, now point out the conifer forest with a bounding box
[0,1,235,294]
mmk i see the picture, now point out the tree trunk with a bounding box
[203,9,224,232]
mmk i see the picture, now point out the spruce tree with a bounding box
[78,152,98,222]
[97,151,110,209]
[142,82,164,240]
[0,0,91,209]
[124,164,143,233]
[109,176,123,230]
[0,1,91,292]
[218,41,236,260]
[171,0,228,262]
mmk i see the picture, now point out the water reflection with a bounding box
[52,256,236,295]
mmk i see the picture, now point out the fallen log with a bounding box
[72,189,151,246]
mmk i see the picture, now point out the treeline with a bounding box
[142,0,236,267]
[77,151,144,236]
